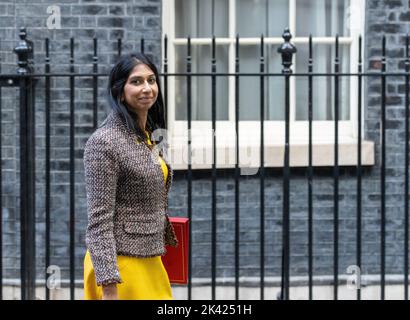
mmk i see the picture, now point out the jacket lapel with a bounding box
[107,111,173,195]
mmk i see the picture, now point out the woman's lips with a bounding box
[138,97,153,102]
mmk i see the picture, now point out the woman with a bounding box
[83,53,178,300]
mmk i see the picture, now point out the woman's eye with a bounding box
[131,78,155,85]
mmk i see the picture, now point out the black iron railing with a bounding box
[0,27,410,300]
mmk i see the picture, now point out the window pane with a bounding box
[295,44,351,121]
[267,45,285,120]
[175,0,229,38]
[296,0,350,37]
[238,45,284,120]
[236,0,288,37]
[238,46,261,120]
[175,45,229,120]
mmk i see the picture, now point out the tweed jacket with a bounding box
[84,111,178,286]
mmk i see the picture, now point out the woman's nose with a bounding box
[142,81,152,92]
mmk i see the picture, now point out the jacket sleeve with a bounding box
[84,133,122,286]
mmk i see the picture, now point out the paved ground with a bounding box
[2,283,409,300]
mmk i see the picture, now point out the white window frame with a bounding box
[162,0,374,170]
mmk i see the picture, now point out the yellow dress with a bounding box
[83,131,172,300]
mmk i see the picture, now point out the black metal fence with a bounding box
[0,27,409,300]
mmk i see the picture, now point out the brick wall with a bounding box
[363,0,410,278]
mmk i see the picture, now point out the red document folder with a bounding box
[162,217,189,284]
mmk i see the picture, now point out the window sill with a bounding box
[168,138,375,170]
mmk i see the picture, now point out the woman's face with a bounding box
[122,63,158,114]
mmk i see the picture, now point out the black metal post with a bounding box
[259,34,265,300]
[211,35,217,300]
[0,39,2,301]
[69,37,75,300]
[186,36,193,301]
[92,38,98,130]
[14,27,36,300]
[357,35,363,301]
[141,37,145,54]
[163,35,169,141]
[45,37,51,301]
[307,34,314,300]
[234,34,240,301]
[381,35,386,300]
[405,34,410,301]
[333,35,340,300]
[277,28,296,300]
[117,38,122,59]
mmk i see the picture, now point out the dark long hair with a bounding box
[107,53,166,143]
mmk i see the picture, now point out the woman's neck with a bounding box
[129,110,148,132]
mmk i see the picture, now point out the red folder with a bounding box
[162,217,189,284]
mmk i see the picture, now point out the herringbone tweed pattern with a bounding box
[84,111,178,286]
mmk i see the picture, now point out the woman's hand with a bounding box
[102,283,118,300]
